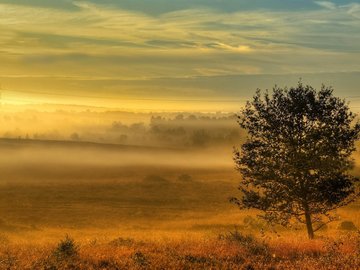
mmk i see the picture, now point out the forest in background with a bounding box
[0,105,241,148]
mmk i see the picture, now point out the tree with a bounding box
[231,82,360,239]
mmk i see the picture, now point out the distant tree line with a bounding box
[110,114,243,148]
[1,113,244,148]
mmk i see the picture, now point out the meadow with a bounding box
[0,138,359,269]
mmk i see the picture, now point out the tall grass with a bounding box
[0,232,358,269]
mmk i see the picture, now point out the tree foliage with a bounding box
[231,82,360,238]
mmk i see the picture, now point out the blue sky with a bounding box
[0,0,359,111]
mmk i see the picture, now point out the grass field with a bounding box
[0,138,359,269]
[0,230,359,269]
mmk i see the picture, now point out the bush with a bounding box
[53,235,78,260]
[338,221,357,231]
[219,229,269,256]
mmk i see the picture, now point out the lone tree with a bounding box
[231,82,360,239]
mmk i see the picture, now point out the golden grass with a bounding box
[0,230,358,270]
[0,141,358,269]
[0,203,358,269]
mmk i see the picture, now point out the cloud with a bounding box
[0,1,359,108]
[206,43,252,53]
[315,1,337,10]
[344,3,360,18]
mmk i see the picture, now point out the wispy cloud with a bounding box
[344,3,360,18]
[315,1,337,10]
[0,1,359,108]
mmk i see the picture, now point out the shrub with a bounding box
[338,221,357,231]
[219,229,269,256]
[53,235,78,260]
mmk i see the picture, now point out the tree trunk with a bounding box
[304,208,314,239]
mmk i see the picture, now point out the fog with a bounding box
[0,139,235,184]
[0,138,239,231]
[0,104,241,148]
[0,106,358,233]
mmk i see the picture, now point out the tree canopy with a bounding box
[231,82,360,238]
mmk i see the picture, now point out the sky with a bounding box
[0,0,360,111]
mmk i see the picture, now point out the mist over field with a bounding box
[0,108,358,233]
[0,110,239,231]
[0,106,240,146]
